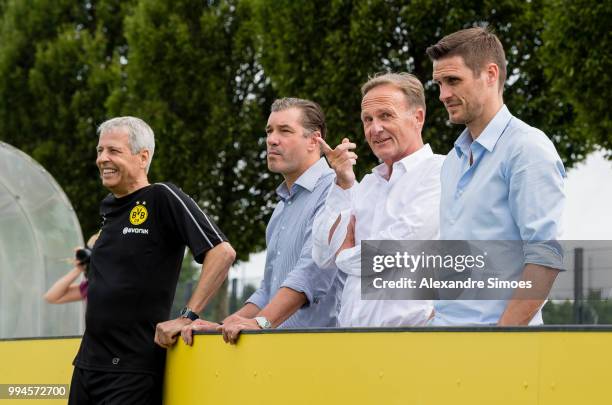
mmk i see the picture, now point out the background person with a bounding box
[68,116,235,405]
[183,98,341,346]
[312,73,443,327]
[427,27,565,326]
[44,233,99,303]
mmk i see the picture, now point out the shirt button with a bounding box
[277,251,281,255]
[287,201,292,205]
[281,226,286,230]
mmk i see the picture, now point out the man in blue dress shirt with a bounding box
[181,98,341,344]
[426,27,566,325]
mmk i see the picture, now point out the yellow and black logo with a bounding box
[129,203,148,226]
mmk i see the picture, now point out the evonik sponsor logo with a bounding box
[122,227,149,235]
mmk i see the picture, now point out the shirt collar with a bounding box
[276,157,332,200]
[453,105,512,157]
[373,144,434,179]
[453,129,472,158]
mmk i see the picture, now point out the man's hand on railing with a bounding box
[180,319,221,346]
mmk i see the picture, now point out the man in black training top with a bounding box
[69,116,236,405]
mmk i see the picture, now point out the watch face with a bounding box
[255,317,271,329]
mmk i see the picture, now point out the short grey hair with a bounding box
[361,72,426,112]
[97,116,155,173]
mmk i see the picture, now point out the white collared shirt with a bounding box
[313,144,444,327]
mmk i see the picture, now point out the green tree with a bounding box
[0,0,134,237]
[256,0,597,173]
[115,0,275,262]
[171,252,199,316]
[1,0,609,259]
[541,0,612,158]
[256,0,398,174]
[543,292,612,325]
[542,299,573,324]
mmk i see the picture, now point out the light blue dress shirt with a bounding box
[433,105,566,325]
[247,158,342,328]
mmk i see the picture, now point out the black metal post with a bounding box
[574,247,584,324]
[229,278,238,314]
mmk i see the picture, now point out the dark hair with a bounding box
[271,98,327,140]
[426,27,507,91]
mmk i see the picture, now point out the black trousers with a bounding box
[68,367,162,405]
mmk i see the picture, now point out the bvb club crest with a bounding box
[129,201,148,225]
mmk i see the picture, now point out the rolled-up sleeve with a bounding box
[508,137,566,270]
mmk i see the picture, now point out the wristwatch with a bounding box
[179,307,199,321]
[254,316,272,329]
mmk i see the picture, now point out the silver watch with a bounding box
[254,316,272,329]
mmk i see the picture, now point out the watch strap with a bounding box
[179,307,199,321]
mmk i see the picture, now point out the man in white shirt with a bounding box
[313,72,443,327]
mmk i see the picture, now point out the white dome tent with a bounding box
[0,141,84,338]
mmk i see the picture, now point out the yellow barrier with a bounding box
[0,337,80,404]
[164,328,612,405]
[1,328,611,404]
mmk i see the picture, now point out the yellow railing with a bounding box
[165,327,612,404]
[2,327,611,404]
[0,337,79,405]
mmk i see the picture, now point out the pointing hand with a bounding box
[316,136,358,189]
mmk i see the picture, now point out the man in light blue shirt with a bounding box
[427,27,565,325]
[181,98,341,345]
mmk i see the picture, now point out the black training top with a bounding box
[73,182,227,375]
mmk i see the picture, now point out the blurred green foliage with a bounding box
[544,291,612,325]
[0,0,609,263]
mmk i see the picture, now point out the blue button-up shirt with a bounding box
[433,105,566,325]
[247,158,341,327]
